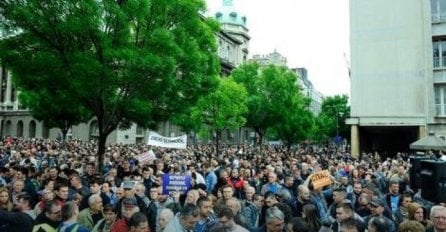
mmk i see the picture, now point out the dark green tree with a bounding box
[20,90,91,145]
[0,0,220,170]
[314,94,350,143]
[190,77,248,157]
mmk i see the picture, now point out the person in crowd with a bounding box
[302,203,321,232]
[287,217,309,232]
[330,202,365,232]
[408,202,433,230]
[398,220,425,232]
[364,197,396,232]
[327,188,348,223]
[261,172,283,195]
[215,185,235,215]
[252,206,285,232]
[92,204,117,232]
[203,162,217,194]
[213,207,248,232]
[78,193,104,230]
[158,208,174,232]
[69,175,90,200]
[129,212,149,232]
[0,187,13,211]
[111,197,140,232]
[386,180,402,215]
[57,201,89,232]
[163,203,199,232]
[33,200,62,232]
[393,193,412,225]
[241,193,263,230]
[227,168,245,199]
[54,181,70,206]
[102,181,118,206]
[146,185,162,232]
[427,205,446,232]
[368,216,390,232]
[0,192,35,232]
[195,196,217,232]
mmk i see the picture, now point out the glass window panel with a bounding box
[432,0,439,15]
[437,104,442,115]
[436,87,441,104]
[440,0,446,14]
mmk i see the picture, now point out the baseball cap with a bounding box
[122,197,138,209]
[122,180,135,190]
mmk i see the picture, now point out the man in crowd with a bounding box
[33,200,62,232]
[195,196,217,232]
[78,194,103,230]
[163,203,200,232]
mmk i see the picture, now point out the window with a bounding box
[435,85,446,115]
[431,0,446,22]
[433,40,446,68]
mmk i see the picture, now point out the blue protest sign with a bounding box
[162,174,192,194]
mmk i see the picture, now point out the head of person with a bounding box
[430,205,446,231]
[340,217,364,232]
[103,204,117,225]
[89,178,103,195]
[61,201,79,222]
[265,206,285,232]
[217,207,236,229]
[226,197,241,215]
[399,193,412,209]
[368,216,390,232]
[16,192,32,211]
[0,188,11,204]
[245,186,255,201]
[353,181,362,194]
[129,212,149,232]
[252,194,264,208]
[179,203,199,230]
[123,180,136,198]
[222,185,234,200]
[287,217,309,232]
[264,191,278,207]
[267,172,278,184]
[44,200,62,222]
[158,208,174,230]
[197,196,213,218]
[12,179,24,193]
[336,203,354,222]
[369,197,386,216]
[408,202,425,222]
[122,197,140,220]
[55,181,69,201]
[398,220,425,232]
[388,180,399,195]
[231,168,239,178]
[297,185,310,201]
[302,203,319,220]
[332,188,347,204]
[116,187,125,200]
[88,194,103,213]
[185,189,199,205]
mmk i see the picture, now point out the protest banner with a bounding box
[310,170,333,189]
[162,174,192,194]
[147,131,187,149]
[136,150,156,164]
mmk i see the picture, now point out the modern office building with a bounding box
[0,0,251,145]
[347,0,446,156]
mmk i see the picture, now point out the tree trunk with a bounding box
[216,130,221,159]
[97,129,107,173]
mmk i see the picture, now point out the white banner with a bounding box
[147,131,187,149]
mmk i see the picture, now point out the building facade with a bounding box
[347,0,445,156]
[0,0,251,145]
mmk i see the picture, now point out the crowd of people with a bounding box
[0,137,444,232]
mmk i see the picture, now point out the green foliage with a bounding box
[232,63,314,147]
[312,94,350,142]
[0,0,220,169]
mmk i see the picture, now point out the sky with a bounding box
[205,0,350,97]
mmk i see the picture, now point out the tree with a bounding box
[191,77,248,157]
[0,0,220,171]
[273,96,314,151]
[314,94,350,143]
[232,63,312,148]
[20,89,91,145]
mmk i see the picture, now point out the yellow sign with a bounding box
[310,170,333,190]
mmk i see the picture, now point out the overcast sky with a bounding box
[205,0,350,97]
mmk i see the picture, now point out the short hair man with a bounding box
[129,212,149,232]
[428,205,446,232]
[215,207,248,232]
[163,203,199,232]
[58,201,89,232]
[33,200,62,232]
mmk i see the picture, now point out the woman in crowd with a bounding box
[0,188,13,211]
[302,204,321,232]
[407,202,433,230]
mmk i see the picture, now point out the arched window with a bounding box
[16,120,23,137]
[29,120,36,138]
